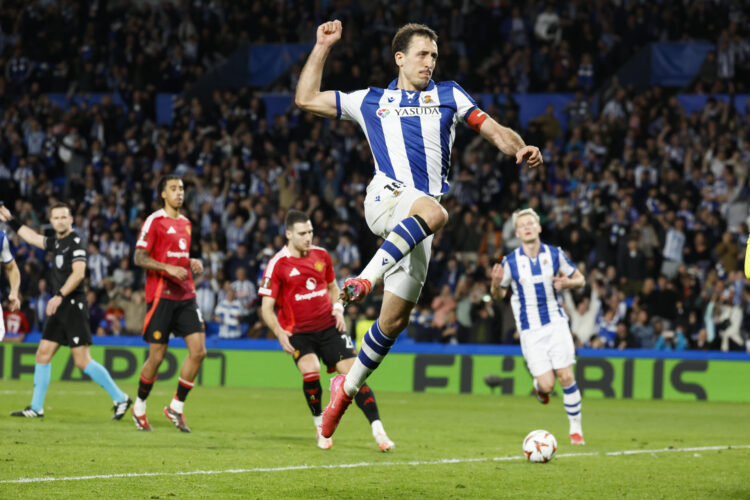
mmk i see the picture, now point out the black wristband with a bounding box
[7,217,22,232]
[55,292,63,299]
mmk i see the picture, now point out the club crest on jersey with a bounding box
[306,277,317,290]
[422,94,433,104]
[314,261,324,272]
[377,108,391,118]
[55,255,64,268]
[178,238,187,250]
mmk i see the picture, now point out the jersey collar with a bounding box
[519,243,545,258]
[387,78,436,91]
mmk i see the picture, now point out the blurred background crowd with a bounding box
[0,0,748,351]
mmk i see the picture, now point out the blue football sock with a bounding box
[345,320,397,396]
[31,363,52,413]
[360,215,432,284]
[84,359,127,402]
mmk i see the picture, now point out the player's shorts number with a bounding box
[341,334,353,349]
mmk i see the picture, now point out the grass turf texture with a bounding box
[1,380,748,499]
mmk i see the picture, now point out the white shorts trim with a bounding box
[363,174,437,303]
[520,319,576,377]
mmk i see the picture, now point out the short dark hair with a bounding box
[49,202,71,214]
[158,175,182,207]
[391,23,438,56]
[285,210,310,231]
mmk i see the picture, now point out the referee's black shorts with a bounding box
[142,298,205,344]
[43,296,92,347]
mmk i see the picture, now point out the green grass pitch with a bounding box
[1,379,748,499]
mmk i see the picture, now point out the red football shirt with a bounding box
[3,310,30,334]
[136,209,196,303]
[258,246,336,333]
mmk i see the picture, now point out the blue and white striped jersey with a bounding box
[0,230,13,265]
[215,299,243,339]
[337,79,480,196]
[500,243,577,333]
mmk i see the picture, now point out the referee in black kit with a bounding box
[0,202,132,419]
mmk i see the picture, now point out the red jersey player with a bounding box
[131,175,206,433]
[259,210,394,451]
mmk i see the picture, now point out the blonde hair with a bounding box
[512,208,540,228]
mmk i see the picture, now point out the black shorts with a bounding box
[43,296,92,348]
[143,298,205,344]
[289,325,357,370]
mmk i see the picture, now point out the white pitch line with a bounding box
[2,445,749,485]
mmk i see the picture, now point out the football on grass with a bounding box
[522,429,557,463]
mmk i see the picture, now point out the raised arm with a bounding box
[478,116,543,168]
[294,20,342,118]
[0,205,46,249]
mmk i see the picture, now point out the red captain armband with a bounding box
[466,108,488,133]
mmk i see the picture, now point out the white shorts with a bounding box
[520,319,576,377]
[363,174,436,303]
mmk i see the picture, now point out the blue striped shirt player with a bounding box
[491,208,587,445]
[337,78,479,196]
[295,21,544,440]
[214,292,243,339]
[500,241,576,332]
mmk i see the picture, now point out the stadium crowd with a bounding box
[0,0,749,352]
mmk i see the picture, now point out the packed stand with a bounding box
[0,1,749,352]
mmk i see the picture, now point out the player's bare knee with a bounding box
[423,203,448,231]
[147,351,166,367]
[411,198,448,232]
[35,352,52,364]
[379,314,408,337]
[557,372,575,387]
[191,345,207,361]
[538,379,555,394]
